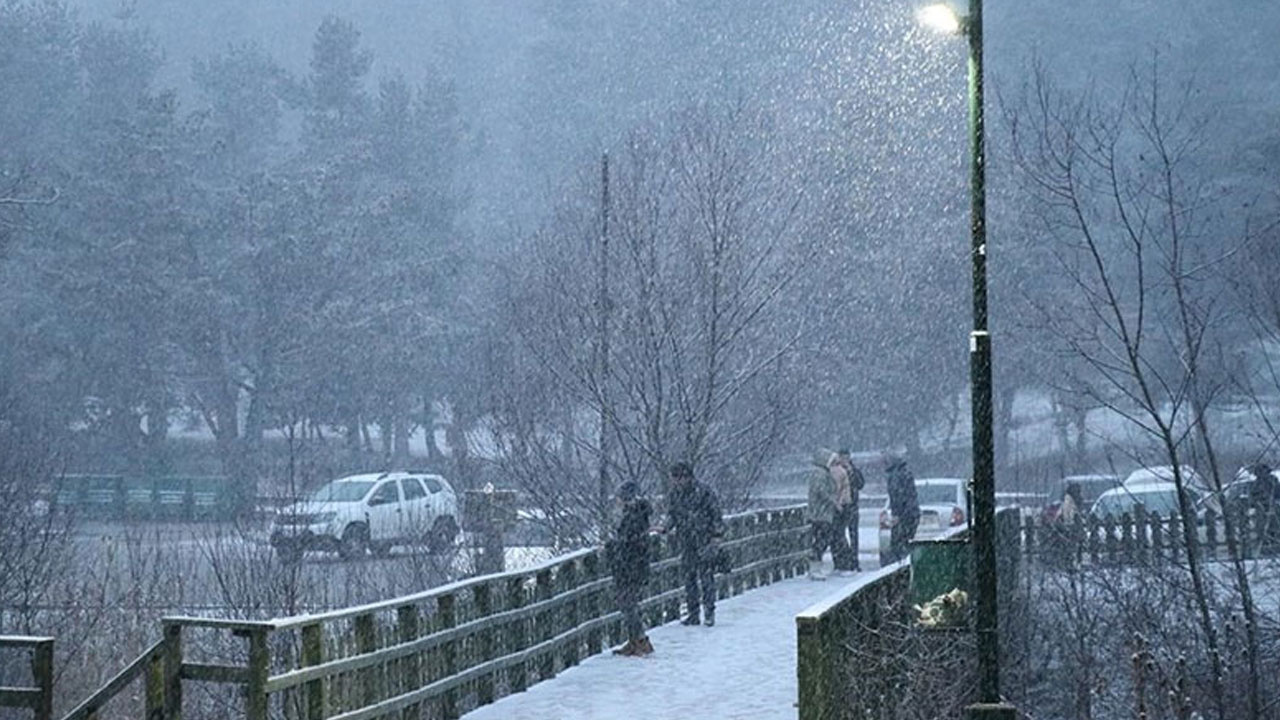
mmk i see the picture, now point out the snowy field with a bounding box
[466,566,871,720]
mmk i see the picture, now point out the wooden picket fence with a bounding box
[1019,507,1280,567]
[7,504,809,720]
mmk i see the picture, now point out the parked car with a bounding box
[1090,480,1221,522]
[879,478,970,565]
[1122,465,1210,494]
[270,472,459,562]
[1040,474,1122,523]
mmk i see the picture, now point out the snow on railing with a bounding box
[153,503,810,720]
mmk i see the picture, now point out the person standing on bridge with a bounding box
[609,481,655,656]
[663,461,724,626]
[806,450,839,580]
[834,449,864,573]
[884,456,920,564]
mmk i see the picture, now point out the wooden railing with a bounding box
[136,503,810,720]
[0,636,53,720]
[60,640,168,720]
[795,508,1023,720]
[795,558,914,720]
[1020,507,1280,566]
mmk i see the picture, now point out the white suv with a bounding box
[270,472,459,562]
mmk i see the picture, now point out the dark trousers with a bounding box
[810,520,839,562]
[682,547,716,615]
[832,505,859,570]
[617,585,645,642]
[888,514,919,563]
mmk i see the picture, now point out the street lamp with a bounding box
[917,3,1011,718]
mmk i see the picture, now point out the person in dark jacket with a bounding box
[833,449,865,573]
[884,456,920,564]
[608,481,654,656]
[664,461,724,626]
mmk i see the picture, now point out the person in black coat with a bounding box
[885,456,920,564]
[663,461,724,626]
[608,481,654,656]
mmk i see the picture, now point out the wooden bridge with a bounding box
[0,504,809,720]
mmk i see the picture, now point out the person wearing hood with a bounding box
[806,450,840,580]
[884,456,920,564]
[608,481,654,656]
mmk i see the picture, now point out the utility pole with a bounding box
[965,1,1011,717]
[597,152,612,525]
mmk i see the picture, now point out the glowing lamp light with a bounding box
[916,4,963,34]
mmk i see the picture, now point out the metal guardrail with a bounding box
[52,475,233,520]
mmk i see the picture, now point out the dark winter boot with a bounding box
[704,608,715,627]
[681,609,701,626]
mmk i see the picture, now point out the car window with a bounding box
[1093,494,1127,518]
[401,478,427,501]
[1079,479,1120,504]
[1138,490,1180,517]
[916,484,962,505]
[369,482,400,506]
[308,480,375,503]
[423,477,443,494]
[1225,481,1253,501]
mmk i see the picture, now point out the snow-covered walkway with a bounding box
[465,566,870,720]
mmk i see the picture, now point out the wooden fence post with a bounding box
[1087,517,1100,565]
[1135,506,1150,565]
[245,628,270,720]
[1168,514,1184,560]
[161,620,183,720]
[353,613,377,709]
[507,576,528,693]
[30,638,53,720]
[145,647,164,720]
[1150,512,1164,563]
[438,593,458,720]
[1203,509,1218,561]
[560,562,580,668]
[396,606,419,720]
[1235,507,1252,560]
[474,581,495,706]
[1120,513,1134,565]
[1103,516,1118,564]
[582,554,604,656]
[1022,515,1037,565]
[301,623,325,720]
[535,570,554,681]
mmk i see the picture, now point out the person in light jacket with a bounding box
[806,450,840,580]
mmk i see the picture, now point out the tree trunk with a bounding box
[392,400,411,467]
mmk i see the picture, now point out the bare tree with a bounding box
[489,103,810,538]
[1009,60,1270,719]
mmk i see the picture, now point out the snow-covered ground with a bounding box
[465,563,871,720]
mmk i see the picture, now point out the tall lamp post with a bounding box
[917,3,1012,717]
